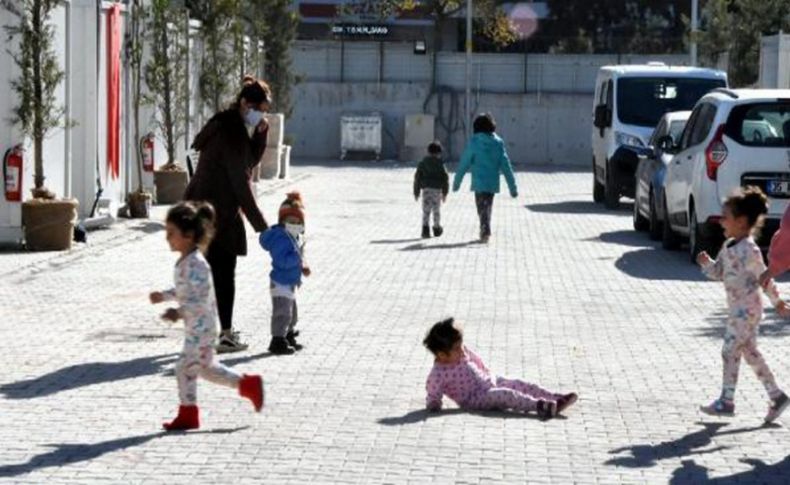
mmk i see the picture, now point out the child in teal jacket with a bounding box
[452,113,518,242]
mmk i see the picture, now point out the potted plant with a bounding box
[144,0,189,204]
[127,0,152,217]
[1,0,78,250]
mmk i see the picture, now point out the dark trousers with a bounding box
[206,243,237,332]
[475,192,495,237]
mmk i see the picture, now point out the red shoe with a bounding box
[239,374,264,412]
[163,405,200,431]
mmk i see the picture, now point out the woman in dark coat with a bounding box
[184,78,271,353]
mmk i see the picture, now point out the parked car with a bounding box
[591,63,727,209]
[661,88,790,262]
[633,111,692,239]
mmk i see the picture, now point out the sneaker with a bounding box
[700,398,735,416]
[556,393,578,415]
[421,226,431,239]
[536,400,557,420]
[216,331,249,354]
[765,392,790,423]
[268,336,296,355]
[286,330,303,351]
[480,234,490,244]
[433,226,443,237]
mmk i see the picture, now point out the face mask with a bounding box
[285,223,304,237]
[244,109,264,127]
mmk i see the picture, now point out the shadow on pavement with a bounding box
[377,408,546,425]
[670,456,790,484]
[583,230,655,248]
[0,427,248,478]
[370,238,424,244]
[128,221,165,234]
[526,200,631,215]
[0,353,179,399]
[615,248,707,281]
[220,352,278,366]
[605,421,777,468]
[399,240,481,251]
[692,310,790,340]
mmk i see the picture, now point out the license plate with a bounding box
[767,180,790,195]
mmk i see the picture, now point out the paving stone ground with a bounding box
[1,161,790,484]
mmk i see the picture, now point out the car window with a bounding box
[668,120,687,141]
[616,77,725,127]
[649,120,667,146]
[689,103,717,147]
[724,102,790,147]
[598,81,607,105]
[680,107,703,149]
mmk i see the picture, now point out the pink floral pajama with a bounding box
[701,237,783,402]
[425,346,559,412]
[162,250,241,405]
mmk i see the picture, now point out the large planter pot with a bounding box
[127,191,152,218]
[154,169,188,204]
[259,145,282,180]
[22,198,79,251]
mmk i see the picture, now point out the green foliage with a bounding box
[696,0,790,87]
[1,0,68,193]
[144,0,190,167]
[189,0,245,113]
[247,0,300,119]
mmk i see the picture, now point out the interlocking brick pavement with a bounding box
[1,161,790,484]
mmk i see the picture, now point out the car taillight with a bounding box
[705,125,727,181]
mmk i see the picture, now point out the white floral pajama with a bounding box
[162,250,241,405]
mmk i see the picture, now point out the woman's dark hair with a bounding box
[423,318,463,355]
[428,141,443,155]
[724,185,768,231]
[166,201,216,246]
[236,75,272,107]
[473,113,496,134]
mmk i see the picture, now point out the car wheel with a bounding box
[662,198,681,250]
[633,194,649,231]
[648,190,662,241]
[593,158,604,203]
[604,160,620,209]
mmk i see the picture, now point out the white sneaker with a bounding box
[216,331,248,354]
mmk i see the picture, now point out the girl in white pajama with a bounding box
[151,201,264,431]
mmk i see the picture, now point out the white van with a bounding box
[592,63,727,208]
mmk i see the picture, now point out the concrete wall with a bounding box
[289,82,592,165]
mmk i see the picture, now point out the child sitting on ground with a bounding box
[423,318,577,419]
[413,141,449,238]
[259,192,310,355]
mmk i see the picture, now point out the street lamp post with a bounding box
[465,0,472,138]
[690,0,699,66]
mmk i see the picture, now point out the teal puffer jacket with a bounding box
[452,133,518,196]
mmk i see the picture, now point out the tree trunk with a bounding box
[32,0,45,192]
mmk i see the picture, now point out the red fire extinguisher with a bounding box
[3,144,23,202]
[141,133,154,172]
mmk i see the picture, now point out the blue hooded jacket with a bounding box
[452,133,518,196]
[259,224,302,286]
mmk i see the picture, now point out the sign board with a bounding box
[332,24,390,37]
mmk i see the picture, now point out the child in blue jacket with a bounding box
[259,192,310,355]
[452,113,518,243]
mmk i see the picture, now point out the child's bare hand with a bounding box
[776,300,790,317]
[302,266,311,277]
[149,291,164,304]
[696,251,712,266]
[760,269,774,287]
[161,308,180,322]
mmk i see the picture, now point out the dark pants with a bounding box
[207,243,237,332]
[475,192,495,237]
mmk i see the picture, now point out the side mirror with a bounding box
[594,105,610,129]
[657,135,675,152]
